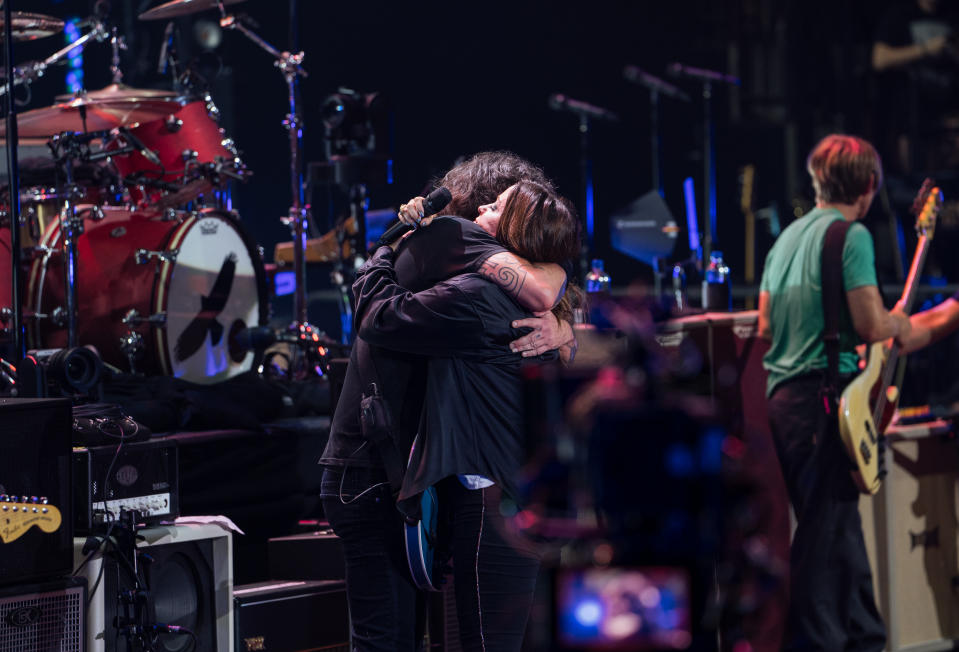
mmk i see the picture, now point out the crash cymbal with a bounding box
[139,0,246,21]
[55,83,179,104]
[0,104,120,139]
[0,96,184,139]
[0,12,64,41]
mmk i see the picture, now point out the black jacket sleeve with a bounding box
[353,246,490,357]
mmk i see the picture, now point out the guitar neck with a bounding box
[899,234,930,315]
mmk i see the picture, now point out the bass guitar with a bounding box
[838,180,942,494]
[404,486,440,591]
[0,495,63,543]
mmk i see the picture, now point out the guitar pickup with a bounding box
[859,440,872,464]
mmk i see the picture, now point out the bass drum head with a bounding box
[157,211,266,384]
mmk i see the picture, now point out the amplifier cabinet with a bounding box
[73,523,233,652]
[233,580,349,652]
[0,577,86,652]
[0,397,73,586]
[267,530,345,581]
[73,438,179,532]
[860,425,959,651]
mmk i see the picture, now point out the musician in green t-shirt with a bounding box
[757,134,911,651]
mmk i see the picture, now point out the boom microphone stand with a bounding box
[667,63,739,265]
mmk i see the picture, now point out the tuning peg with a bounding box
[30,496,38,504]
[40,497,48,505]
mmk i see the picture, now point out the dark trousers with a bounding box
[767,375,886,652]
[320,465,427,652]
[438,477,542,652]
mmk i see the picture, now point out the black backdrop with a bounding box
[15,0,901,338]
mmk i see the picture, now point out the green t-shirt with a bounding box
[759,207,877,395]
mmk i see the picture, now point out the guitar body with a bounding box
[404,486,439,591]
[838,342,888,494]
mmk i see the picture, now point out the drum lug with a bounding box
[122,309,167,328]
[135,248,178,265]
[181,149,199,163]
[165,115,184,133]
[50,306,67,328]
[205,95,220,122]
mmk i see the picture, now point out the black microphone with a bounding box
[158,21,174,75]
[623,65,691,102]
[375,186,453,249]
[116,126,163,167]
[548,93,619,122]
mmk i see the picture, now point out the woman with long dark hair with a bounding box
[354,180,582,651]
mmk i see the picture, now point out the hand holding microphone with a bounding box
[375,186,452,251]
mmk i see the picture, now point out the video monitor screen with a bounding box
[556,566,692,650]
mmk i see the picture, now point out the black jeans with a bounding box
[438,477,542,652]
[320,465,426,652]
[767,375,886,652]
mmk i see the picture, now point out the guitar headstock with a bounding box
[912,178,943,240]
[0,494,62,544]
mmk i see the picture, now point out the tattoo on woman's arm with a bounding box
[479,256,528,298]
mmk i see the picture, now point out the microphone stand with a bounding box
[667,63,739,265]
[219,8,321,364]
[3,0,23,360]
[578,114,594,279]
[623,65,690,197]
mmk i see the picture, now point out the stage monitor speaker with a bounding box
[860,428,959,651]
[0,577,86,651]
[72,523,233,652]
[233,580,349,652]
[0,397,73,586]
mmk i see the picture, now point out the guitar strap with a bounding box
[820,218,852,412]
[355,342,408,495]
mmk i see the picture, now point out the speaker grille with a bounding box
[0,583,84,652]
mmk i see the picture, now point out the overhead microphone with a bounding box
[547,93,619,122]
[374,186,453,250]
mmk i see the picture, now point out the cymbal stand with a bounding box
[0,19,110,98]
[3,0,23,360]
[109,26,128,85]
[50,134,86,348]
[218,8,318,347]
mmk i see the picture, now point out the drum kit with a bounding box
[0,0,319,387]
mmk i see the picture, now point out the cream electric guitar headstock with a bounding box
[0,495,63,544]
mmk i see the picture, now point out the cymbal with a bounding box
[0,12,64,41]
[139,0,246,21]
[55,83,179,104]
[0,104,120,139]
[0,96,183,139]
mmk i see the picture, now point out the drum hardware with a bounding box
[0,18,109,99]
[134,248,178,265]
[204,5,317,361]
[122,310,167,328]
[165,116,184,133]
[119,330,144,373]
